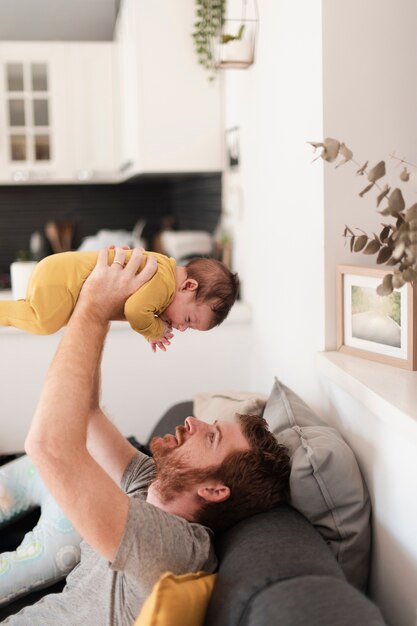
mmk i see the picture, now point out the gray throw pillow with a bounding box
[263,377,371,591]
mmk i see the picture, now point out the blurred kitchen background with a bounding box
[0,0,225,288]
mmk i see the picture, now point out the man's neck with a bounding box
[146,482,197,522]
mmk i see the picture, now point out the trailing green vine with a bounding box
[192,0,226,80]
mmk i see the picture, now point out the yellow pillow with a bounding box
[134,571,217,626]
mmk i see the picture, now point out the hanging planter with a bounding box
[213,0,258,70]
[192,0,258,79]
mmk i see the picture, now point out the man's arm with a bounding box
[25,248,157,562]
[86,355,138,486]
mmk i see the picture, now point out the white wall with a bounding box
[0,309,252,453]
[319,2,417,625]
[223,2,417,625]
[222,0,325,407]
[322,0,417,348]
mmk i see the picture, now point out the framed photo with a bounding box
[337,265,417,370]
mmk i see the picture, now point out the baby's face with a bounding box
[161,291,214,332]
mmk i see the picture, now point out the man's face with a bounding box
[161,291,214,332]
[152,416,250,467]
[150,416,250,502]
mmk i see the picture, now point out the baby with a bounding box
[0,248,239,351]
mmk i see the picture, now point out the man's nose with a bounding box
[177,323,188,332]
[185,416,203,433]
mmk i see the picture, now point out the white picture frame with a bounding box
[337,265,417,370]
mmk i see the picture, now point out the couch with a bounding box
[0,395,388,625]
[145,399,388,626]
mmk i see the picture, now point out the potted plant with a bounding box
[192,0,258,78]
[10,250,37,300]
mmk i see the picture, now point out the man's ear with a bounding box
[197,482,230,504]
[179,278,198,292]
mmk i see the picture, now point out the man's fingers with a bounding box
[133,254,157,288]
[112,246,127,268]
[97,247,110,267]
[121,247,143,277]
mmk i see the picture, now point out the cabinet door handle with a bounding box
[119,160,133,173]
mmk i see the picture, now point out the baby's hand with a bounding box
[149,322,174,353]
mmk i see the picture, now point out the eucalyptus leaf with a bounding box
[376,246,392,264]
[379,225,391,242]
[392,272,405,289]
[400,167,410,182]
[392,241,405,260]
[405,203,417,222]
[376,273,393,296]
[354,235,368,252]
[376,185,390,207]
[359,183,374,197]
[363,239,381,254]
[356,161,369,176]
[336,143,353,166]
[321,138,341,162]
[388,188,405,213]
[403,268,417,282]
[368,161,386,183]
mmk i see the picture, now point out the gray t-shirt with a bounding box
[3,452,217,626]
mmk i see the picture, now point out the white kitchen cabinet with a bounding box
[0,42,116,183]
[114,0,223,176]
[0,43,65,182]
[63,44,116,181]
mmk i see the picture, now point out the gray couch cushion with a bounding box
[241,576,386,626]
[263,378,371,590]
[146,401,193,442]
[204,505,345,626]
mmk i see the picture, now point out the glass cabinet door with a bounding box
[4,61,52,165]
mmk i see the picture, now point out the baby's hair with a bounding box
[185,257,239,327]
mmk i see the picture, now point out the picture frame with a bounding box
[336,265,417,370]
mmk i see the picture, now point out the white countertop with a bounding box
[317,350,417,435]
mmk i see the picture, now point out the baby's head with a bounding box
[163,258,239,332]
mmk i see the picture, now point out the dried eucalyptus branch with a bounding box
[310,138,417,295]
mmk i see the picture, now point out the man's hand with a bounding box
[148,321,174,353]
[78,247,157,323]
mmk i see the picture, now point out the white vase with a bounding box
[10,261,37,300]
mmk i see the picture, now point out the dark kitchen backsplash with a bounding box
[0,173,221,283]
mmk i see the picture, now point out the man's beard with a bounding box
[149,426,218,504]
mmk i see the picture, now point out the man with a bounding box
[3,248,290,625]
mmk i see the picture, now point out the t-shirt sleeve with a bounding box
[111,498,217,585]
[121,451,156,496]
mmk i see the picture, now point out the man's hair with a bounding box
[185,257,239,327]
[193,414,291,532]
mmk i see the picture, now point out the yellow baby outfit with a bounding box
[0,250,176,340]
